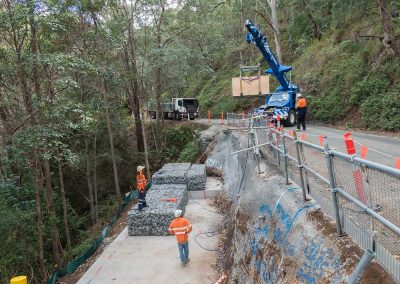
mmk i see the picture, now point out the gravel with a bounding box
[127,187,188,236]
[187,164,207,191]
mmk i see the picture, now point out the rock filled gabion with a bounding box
[128,187,188,236]
[161,163,191,172]
[151,184,188,191]
[187,164,207,191]
[152,168,188,185]
[128,163,206,236]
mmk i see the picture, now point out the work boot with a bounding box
[181,262,186,267]
[185,258,190,265]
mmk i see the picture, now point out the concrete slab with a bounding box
[78,198,222,284]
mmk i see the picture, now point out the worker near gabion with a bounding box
[168,210,193,266]
[296,93,307,131]
[136,165,148,211]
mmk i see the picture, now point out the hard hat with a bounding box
[137,165,145,172]
[175,209,183,218]
[296,93,302,98]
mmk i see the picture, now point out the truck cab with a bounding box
[265,91,296,126]
[172,98,199,120]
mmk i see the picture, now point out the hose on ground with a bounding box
[194,231,219,252]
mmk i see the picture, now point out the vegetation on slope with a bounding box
[188,0,400,130]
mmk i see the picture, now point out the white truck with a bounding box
[146,98,199,120]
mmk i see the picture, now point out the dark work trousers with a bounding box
[138,190,147,211]
[297,113,306,130]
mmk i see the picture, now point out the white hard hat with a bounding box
[137,165,145,172]
[296,93,302,98]
[175,209,183,218]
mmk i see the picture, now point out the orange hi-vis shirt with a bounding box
[168,217,192,243]
[297,98,307,108]
[136,172,147,192]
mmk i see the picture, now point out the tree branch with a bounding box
[253,9,276,34]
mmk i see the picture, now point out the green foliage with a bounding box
[162,126,195,159]
[0,180,37,282]
[178,140,200,163]
[361,91,400,130]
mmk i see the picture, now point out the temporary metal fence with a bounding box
[226,113,400,283]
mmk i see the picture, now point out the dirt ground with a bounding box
[306,208,394,284]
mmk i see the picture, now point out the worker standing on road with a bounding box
[296,93,307,131]
[168,210,193,267]
[136,165,148,211]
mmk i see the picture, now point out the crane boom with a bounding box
[244,19,296,92]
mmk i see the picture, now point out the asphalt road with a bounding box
[287,124,400,168]
[191,119,400,168]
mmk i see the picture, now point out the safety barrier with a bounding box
[226,113,400,282]
[45,183,151,284]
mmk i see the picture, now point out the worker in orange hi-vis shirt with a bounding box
[136,165,148,211]
[168,210,193,267]
[296,93,307,131]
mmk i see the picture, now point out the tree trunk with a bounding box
[123,15,145,152]
[102,78,122,200]
[154,3,165,126]
[268,0,283,63]
[140,113,151,179]
[43,158,63,267]
[57,158,72,258]
[155,67,163,125]
[32,157,46,280]
[31,10,63,268]
[377,0,396,56]
[302,0,322,40]
[85,138,96,224]
[93,128,99,221]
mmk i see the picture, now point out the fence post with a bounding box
[348,249,376,284]
[293,131,308,201]
[282,129,289,185]
[343,132,368,204]
[221,111,224,124]
[324,137,345,236]
[208,110,211,125]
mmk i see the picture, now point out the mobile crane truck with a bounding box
[245,19,299,127]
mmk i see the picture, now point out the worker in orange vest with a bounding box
[136,165,148,211]
[168,209,193,266]
[296,93,307,131]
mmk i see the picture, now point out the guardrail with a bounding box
[226,113,400,283]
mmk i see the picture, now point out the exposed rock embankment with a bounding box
[206,129,394,284]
